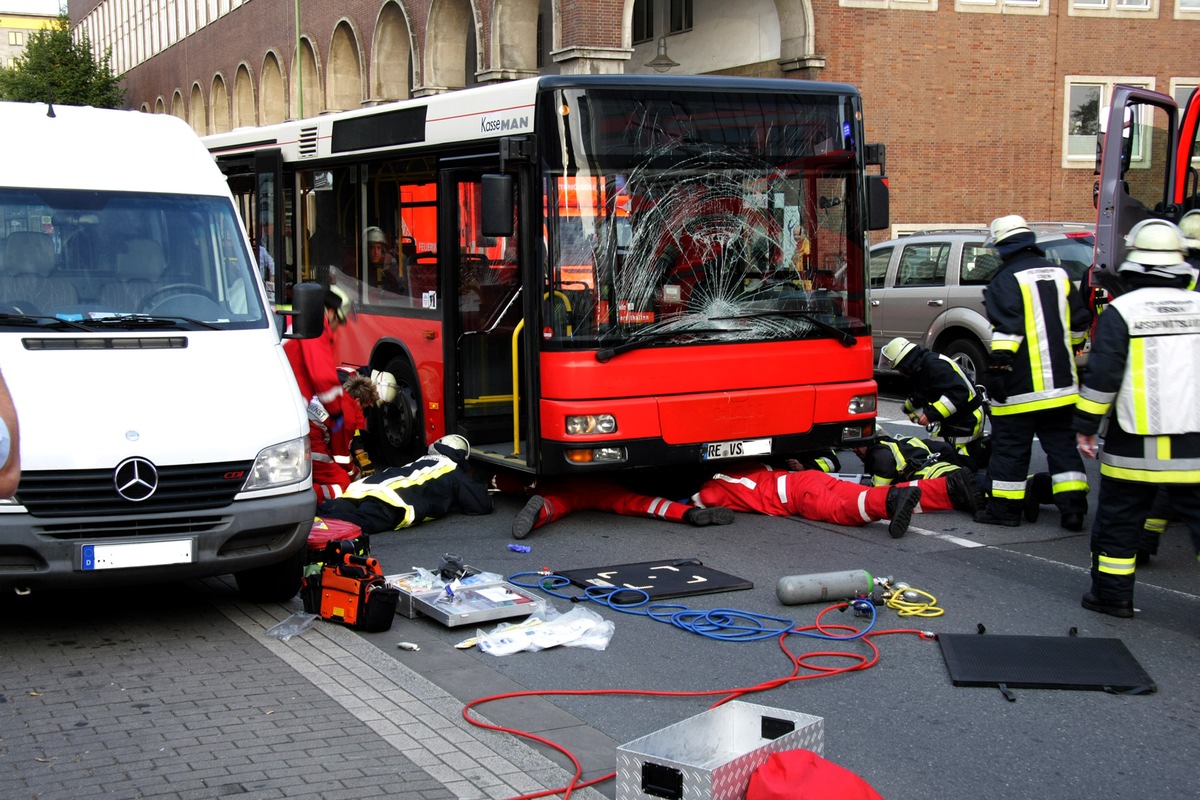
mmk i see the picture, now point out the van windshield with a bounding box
[0,188,267,329]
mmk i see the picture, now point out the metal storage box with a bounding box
[615,701,823,800]
[386,572,542,626]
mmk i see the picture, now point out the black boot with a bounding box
[974,506,1020,527]
[1081,592,1134,618]
[885,486,922,539]
[684,506,735,527]
[1023,473,1051,523]
[945,469,983,513]
[1082,556,1135,617]
[1060,512,1085,532]
[512,495,544,539]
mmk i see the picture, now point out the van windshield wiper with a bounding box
[86,314,219,330]
[0,313,92,332]
[707,309,857,347]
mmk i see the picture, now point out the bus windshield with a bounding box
[536,86,869,352]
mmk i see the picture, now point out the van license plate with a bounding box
[81,540,194,571]
[702,437,772,461]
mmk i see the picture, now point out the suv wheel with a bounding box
[942,338,987,384]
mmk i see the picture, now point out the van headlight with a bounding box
[243,437,311,491]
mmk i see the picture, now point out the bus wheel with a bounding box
[372,357,422,467]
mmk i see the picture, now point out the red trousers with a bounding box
[495,474,692,530]
[310,421,351,501]
[695,466,955,522]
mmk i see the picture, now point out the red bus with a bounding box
[1092,85,1200,303]
[205,75,889,476]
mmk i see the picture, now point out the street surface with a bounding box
[2,391,1199,799]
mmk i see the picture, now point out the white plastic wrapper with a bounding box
[475,605,614,656]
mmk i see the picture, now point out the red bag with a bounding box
[746,749,884,800]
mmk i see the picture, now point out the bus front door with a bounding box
[444,170,535,471]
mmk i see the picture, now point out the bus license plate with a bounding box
[81,540,194,571]
[702,437,772,461]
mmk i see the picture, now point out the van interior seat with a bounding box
[0,231,79,310]
[98,238,168,310]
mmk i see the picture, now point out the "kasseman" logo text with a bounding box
[480,114,529,134]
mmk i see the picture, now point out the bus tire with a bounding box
[371,356,422,467]
[234,547,304,603]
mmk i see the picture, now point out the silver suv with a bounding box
[869,223,1094,382]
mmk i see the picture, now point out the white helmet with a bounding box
[878,337,917,371]
[985,214,1032,246]
[370,369,398,404]
[429,434,470,458]
[1177,210,1200,252]
[365,226,387,245]
[326,284,354,323]
[1118,219,1189,277]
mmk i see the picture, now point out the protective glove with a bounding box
[988,351,1014,371]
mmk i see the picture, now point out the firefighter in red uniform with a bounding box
[691,462,923,538]
[284,285,356,501]
[976,215,1091,529]
[1074,220,1200,617]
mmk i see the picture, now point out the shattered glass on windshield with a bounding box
[537,87,870,354]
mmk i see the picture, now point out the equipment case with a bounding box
[615,701,824,800]
[386,572,541,627]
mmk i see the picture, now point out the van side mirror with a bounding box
[283,282,325,340]
[481,174,514,238]
[867,175,890,231]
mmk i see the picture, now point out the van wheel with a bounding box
[234,547,304,602]
[370,356,422,467]
[942,338,987,384]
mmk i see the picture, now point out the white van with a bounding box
[0,102,324,600]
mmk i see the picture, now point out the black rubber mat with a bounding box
[939,634,1156,692]
[558,558,752,601]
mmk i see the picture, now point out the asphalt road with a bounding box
[3,391,1198,800]
[356,394,1200,799]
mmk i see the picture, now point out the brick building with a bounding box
[66,0,1200,231]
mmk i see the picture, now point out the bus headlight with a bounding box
[243,436,311,491]
[565,414,617,435]
[848,394,877,414]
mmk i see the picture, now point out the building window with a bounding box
[669,0,693,33]
[8,31,23,46]
[1175,0,1200,17]
[1070,0,1158,17]
[956,0,1047,14]
[1062,77,1154,168]
[632,0,654,44]
[842,0,936,11]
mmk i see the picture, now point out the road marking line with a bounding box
[907,524,987,548]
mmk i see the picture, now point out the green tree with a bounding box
[0,13,124,108]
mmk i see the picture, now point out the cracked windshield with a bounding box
[537,87,869,353]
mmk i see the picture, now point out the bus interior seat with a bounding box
[409,254,438,298]
[98,238,168,310]
[1,231,78,310]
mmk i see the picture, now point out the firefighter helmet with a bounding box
[985,214,1032,246]
[325,284,355,323]
[878,337,918,371]
[1178,210,1200,251]
[429,434,470,458]
[1118,219,1188,274]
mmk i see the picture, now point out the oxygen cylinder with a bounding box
[776,569,873,606]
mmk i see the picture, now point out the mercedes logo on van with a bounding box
[114,457,159,502]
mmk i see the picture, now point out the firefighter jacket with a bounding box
[983,249,1091,416]
[329,446,493,530]
[901,348,985,441]
[1074,285,1200,483]
[861,435,956,486]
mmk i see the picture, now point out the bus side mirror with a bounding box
[867,175,890,231]
[284,282,325,340]
[481,174,514,238]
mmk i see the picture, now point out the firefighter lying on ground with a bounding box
[317,435,492,534]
